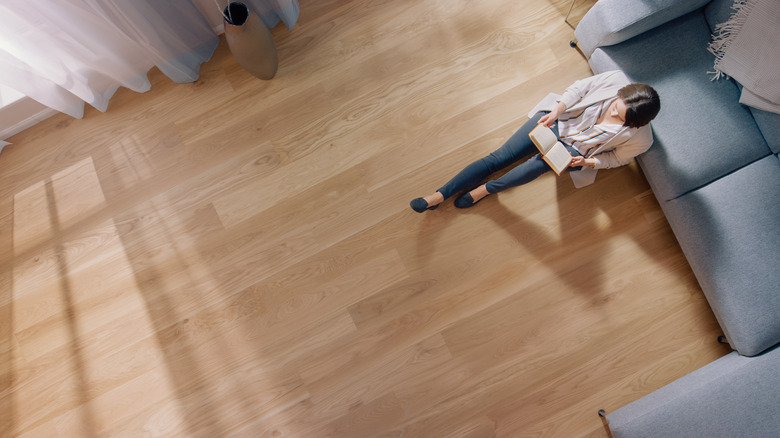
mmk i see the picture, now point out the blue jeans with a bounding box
[437,112,583,199]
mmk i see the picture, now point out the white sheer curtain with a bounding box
[0,0,299,119]
[241,0,300,29]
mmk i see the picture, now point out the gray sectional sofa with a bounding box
[573,0,780,435]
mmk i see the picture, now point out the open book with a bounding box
[529,124,572,175]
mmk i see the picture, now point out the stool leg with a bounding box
[598,409,614,438]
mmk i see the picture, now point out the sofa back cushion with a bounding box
[574,0,712,57]
[704,0,739,34]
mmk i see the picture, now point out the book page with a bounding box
[543,142,572,175]
[528,124,558,154]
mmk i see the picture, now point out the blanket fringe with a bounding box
[707,0,758,80]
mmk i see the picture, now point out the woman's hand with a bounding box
[538,112,557,128]
[537,101,566,128]
[570,156,596,168]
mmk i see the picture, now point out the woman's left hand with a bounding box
[570,156,594,168]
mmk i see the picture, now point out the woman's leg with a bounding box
[484,153,551,193]
[458,143,583,207]
[437,113,545,199]
[485,144,584,193]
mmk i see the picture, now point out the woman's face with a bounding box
[610,98,628,125]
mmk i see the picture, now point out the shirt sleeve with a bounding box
[558,70,623,110]
[591,126,654,169]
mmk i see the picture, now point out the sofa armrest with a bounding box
[574,0,711,58]
[605,348,780,437]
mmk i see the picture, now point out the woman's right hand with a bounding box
[538,112,558,128]
[537,101,566,128]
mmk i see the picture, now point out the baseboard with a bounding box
[0,97,58,141]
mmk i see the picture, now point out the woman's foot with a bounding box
[454,184,490,208]
[410,191,444,213]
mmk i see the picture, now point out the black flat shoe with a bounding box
[410,197,439,213]
[454,192,486,208]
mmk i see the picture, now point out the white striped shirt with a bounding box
[558,97,624,157]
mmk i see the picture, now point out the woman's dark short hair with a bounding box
[618,83,660,128]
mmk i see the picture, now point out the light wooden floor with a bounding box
[0,1,731,437]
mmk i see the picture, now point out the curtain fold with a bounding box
[242,0,300,29]
[0,0,299,119]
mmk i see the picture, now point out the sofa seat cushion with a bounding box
[588,10,771,201]
[662,155,780,356]
[606,347,780,438]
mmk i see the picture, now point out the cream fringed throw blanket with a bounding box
[708,0,780,114]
